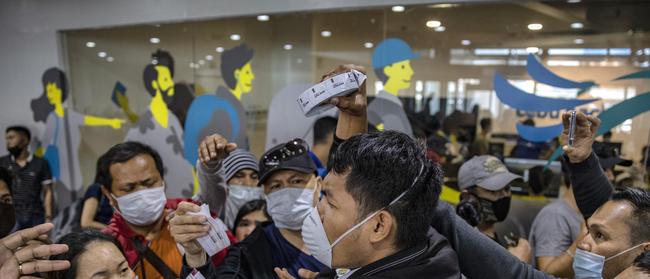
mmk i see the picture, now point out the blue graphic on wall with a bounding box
[515,123,564,142]
[614,70,650,81]
[527,54,597,90]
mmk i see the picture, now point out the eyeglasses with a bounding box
[261,138,309,170]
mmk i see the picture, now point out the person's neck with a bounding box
[563,186,580,215]
[15,149,29,164]
[478,223,496,239]
[230,85,243,100]
[150,92,169,128]
[54,103,65,117]
[127,215,165,241]
[279,228,309,254]
[382,80,401,96]
[311,144,329,166]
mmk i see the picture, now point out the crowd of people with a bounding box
[1,64,649,279]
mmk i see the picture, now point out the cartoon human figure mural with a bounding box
[124,62,195,198]
[30,67,124,207]
[368,38,417,137]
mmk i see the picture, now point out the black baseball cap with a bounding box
[258,138,317,186]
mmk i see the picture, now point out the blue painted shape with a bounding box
[527,54,596,89]
[494,73,599,112]
[372,38,420,69]
[614,70,650,81]
[44,145,60,179]
[516,123,564,142]
[111,81,126,107]
[545,147,564,170]
[183,95,240,165]
[597,92,650,135]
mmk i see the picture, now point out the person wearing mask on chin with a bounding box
[170,65,370,279]
[0,126,53,228]
[99,141,233,279]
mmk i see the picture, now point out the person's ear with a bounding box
[151,80,159,93]
[460,190,472,200]
[313,177,323,206]
[234,68,241,81]
[368,211,394,244]
[642,242,650,252]
[100,185,117,209]
[383,65,393,78]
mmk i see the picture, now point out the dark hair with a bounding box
[634,251,650,275]
[31,68,68,123]
[233,199,270,230]
[611,187,650,244]
[5,126,31,142]
[49,230,124,279]
[374,67,389,83]
[152,49,175,77]
[142,64,159,96]
[97,141,164,192]
[329,131,443,249]
[522,118,535,126]
[313,117,337,145]
[221,44,254,89]
[0,167,13,196]
[479,118,492,131]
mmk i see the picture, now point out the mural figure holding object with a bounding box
[369,38,416,137]
[30,68,124,207]
[124,62,195,198]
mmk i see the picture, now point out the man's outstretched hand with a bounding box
[560,111,600,164]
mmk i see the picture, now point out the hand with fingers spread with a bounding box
[560,111,601,163]
[274,267,319,279]
[198,134,238,169]
[322,64,367,117]
[0,223,70,279]
[169,201,211,268]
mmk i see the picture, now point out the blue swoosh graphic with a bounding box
[494,73,599,112]
[183,95,240,165]
[613,70,650,81]
[516,123,564,142]
[527,54,596,89]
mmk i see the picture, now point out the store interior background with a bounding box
[1,0,649,187]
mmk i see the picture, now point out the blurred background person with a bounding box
[80,153,114,230]
[232,199,270,241]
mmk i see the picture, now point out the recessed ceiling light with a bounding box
[106,56,114,62]
[215,47,224,53]
[392,6,405,12]
[98,51,107,58]
[528,23,543,31]
[429,3,459,8]
[283,44,293,50]
[461,40,471,46]
[364,42,374,48]
[86,42,96,48]
[257,15,270,21]
[149,37,160,44]
[571,22,584,29]
[321,30,332,37]
[574,38,584,44]
[426,20,442,28]
[434,26,446,32]
[567,0,581,3]
[230,34,241,41]
[206,55,214,61]
[526,47,540,53]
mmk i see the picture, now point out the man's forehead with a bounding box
[110,155,157,180]
[267,169,311,181]
[590,200,634,228]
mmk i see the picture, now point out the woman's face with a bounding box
[74,241,135,279]
[235,210,268,241]
[46,82,63,105]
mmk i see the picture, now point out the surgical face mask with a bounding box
[225,185,264,229]
[302,164,424,268]
[113,185,166,226]
[573,243,648,279]
[266,187,314,230]
[0,202,16,237]
[477,196,511,223]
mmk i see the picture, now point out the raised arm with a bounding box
[194,134,237,215]
[323,64,368,140]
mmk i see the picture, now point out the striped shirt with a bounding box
[0,154,52,214]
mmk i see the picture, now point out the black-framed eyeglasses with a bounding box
[261,138,309,170]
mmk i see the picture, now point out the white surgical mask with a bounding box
[302,164,424,268]
[225,185,264,229]
[113,185,166,226]
[573,243,648,279]
[266,187,314,230]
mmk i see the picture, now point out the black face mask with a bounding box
[477,196,511,223]
[0,202,16,238]
[7,146,23,158]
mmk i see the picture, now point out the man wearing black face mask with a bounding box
[456,155,531,262]
[0,126,53,229]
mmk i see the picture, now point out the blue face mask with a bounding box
[573,243,648,279]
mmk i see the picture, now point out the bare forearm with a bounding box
[44,186,53,219]
[336,111,367,140]
[537,241,578,278]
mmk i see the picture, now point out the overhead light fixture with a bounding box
[230,34,241,41]
[429,3,459,8]
[106,56,114,62]
[215,47,224,53]
[426,20,442,28]
[206,55,214,61]
[571,22,584,29]
[434,26,446,32]
[98,51,107,58]
[528,23,543,31]
[526,47,540,53]
[567,0,581,3]
[149,37,161,44]
[364,42,374,49]
[85,42,96,48]
[321,30,332,37]
[257,15,270,21]
[392,5,405,12]
[574,38,584,44]
[283,44,293,50]
[461,40,471,46]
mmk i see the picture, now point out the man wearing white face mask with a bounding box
[99,141,234,279]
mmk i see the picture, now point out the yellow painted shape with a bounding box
[150,92,169,128]
[84,115,124,129]
[231,62,255,100]
[376,123,385,131]
[382,60,414,96]
[46,82,65,117]
[440,185,461,205]
[35,146,45,157]
[192,168,199,195]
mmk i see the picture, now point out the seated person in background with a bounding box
[469,117,491,157]
[528,160,583,278]
[80,153,114,230]
[99,141,232,279]
[615,251,650,279]
[455,155,531,262]
[194,141,261,229]
[0,166,16,238]
[233,199,270,242]
[593,141,633,183]
[49,230,136,279]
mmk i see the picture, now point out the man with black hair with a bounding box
[1,126,53,229]
[310,116,337,177]
[125,62,195,198]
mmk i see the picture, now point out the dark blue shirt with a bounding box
[308,151,327,178]
[262,223,326,278]
[82,183,113,224]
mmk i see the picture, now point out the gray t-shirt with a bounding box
[529,199,582,258]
